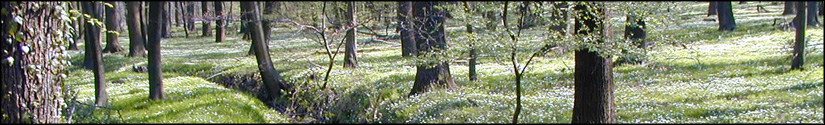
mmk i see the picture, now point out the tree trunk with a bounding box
[215,1,225,42]
[161,2,171,38]
[103,1,123,53]
[126,2,146,57]
[708,2,718,16]
[241,1,286,105]
[80,1,109,106]
[791,2,806,70]
[468,24,477,81]
[571,2,615,124]
[398,1,417,57]
[148,1,165,100]
[186,2,195,32]
[784,2,797,15]
[409,1,455,96]
[179,2,189,38]
[717,1,736,31]
[616,14,647,64]
[1,2,71,123]
[69,1,82,50]
[202,1,212,37]
[806,1,820,27]
[344,1,358,68]
[141,2,148,49]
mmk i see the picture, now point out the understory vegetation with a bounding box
[63,2,822,123]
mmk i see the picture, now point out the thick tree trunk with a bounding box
[571,3,615,124]
[1,2,70,123]
[81,1,109,106]
[409,1,455,96]
[344,1,358,68]
[202,1,212,37]
[215,1,225,42]
[806,2,820,27]
[126,2,146,57]
[241,1,285,104]
[708,2,718,16]
[783,2,796,15]
[398,1,417,57]
[103,1,123,53]
[791,2,806,70]
[148,1,165,100]
[717,1,736,31]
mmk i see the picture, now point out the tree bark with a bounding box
[784,2,797,15]
[179,2,189,38]
[201,1,212,37]
[126,1,146,57]
[215,1,225,42]
[571,2,615,124]
[806,1,820,27]
[791,2,806,70]
[69,1,82,50]
[344,1,358,68]
[161,2,171,38]
[708,2,718,16]
[398,1,417,57]
[1,2,70,123]
[409,1,455,96]
[81,1,109,106]
[717,1,736,31]
[103,1,123,53]
[148,1,165,100]
[241,1,286,104]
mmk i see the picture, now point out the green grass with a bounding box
[63,1,823,123]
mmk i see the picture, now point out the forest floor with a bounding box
[63,2,822,123]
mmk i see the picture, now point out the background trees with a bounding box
[102,1,123,53]
[126,1,146,57]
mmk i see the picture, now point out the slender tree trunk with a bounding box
[398,1,417,57]
[202,1,212,37]
[126,2,146,57]
[161,2,171,38]
[784,2,797,15]
[708,2,718,16]
[717,1,736,31]
[462,2,477,81]
[1,2,70,123]
[141,2,148,49]
[806,1,820,27]
[81,1,109,106]
[344,1,358,68]
[791,2,806,70]
[409,1,455,96]
[215,1,225,43]
[179,2,189,38]
[103,1,123,53]
[147,1,165,100]
[69,1,82,50]
[571,2,615,124]
[468,24,477,81]
[241,1,286,104]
